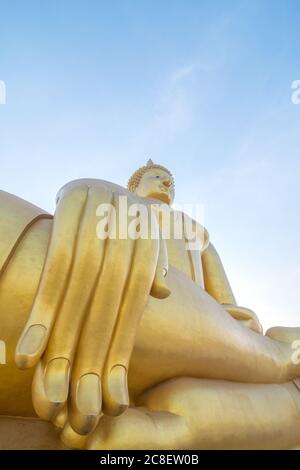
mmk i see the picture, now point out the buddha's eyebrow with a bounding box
[151,172,170,178]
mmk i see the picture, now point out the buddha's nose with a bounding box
[162,179,172,188]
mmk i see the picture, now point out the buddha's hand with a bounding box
[15,180,170,435]
[222,304,263,334]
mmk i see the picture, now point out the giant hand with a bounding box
[15,180,170,435]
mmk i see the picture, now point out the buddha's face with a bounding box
[135,168,175,205]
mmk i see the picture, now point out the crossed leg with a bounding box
[65,378,300,450]
[126,265,300,402]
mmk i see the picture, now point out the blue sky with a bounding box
[0,0,299,329]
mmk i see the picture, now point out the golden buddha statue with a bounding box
[0,160,300,450]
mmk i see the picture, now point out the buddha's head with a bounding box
[127,159,175,205]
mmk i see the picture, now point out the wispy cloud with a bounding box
[132,62,199,154]
[171,63,198,83]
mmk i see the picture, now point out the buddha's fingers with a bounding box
[101,219,160,417]
[32,186,113,420]
[32,360,70,425]
[15,186,89,369]
[100,243,159,417]
[68,194,136,434]
[32,361,59,421]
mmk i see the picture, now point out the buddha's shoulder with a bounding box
[56,178,130,202]
[0,190,51,272]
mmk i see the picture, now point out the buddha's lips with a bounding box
[158,184,170,193]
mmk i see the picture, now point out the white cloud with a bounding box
[171,64,198,83]
[131,63,198,155]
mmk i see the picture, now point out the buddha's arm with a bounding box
[202,242,236,304]
[202,242,263,333]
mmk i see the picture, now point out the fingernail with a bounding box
[108,365,129,413]
[70,374,102,435]
[151,277,171,299]
[52,405,68,429]
[44,358,70,403]
[16,324,47,368]
[60,422,89,450]
[76,373,102,416]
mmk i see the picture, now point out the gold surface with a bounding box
[0,166,300,449]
